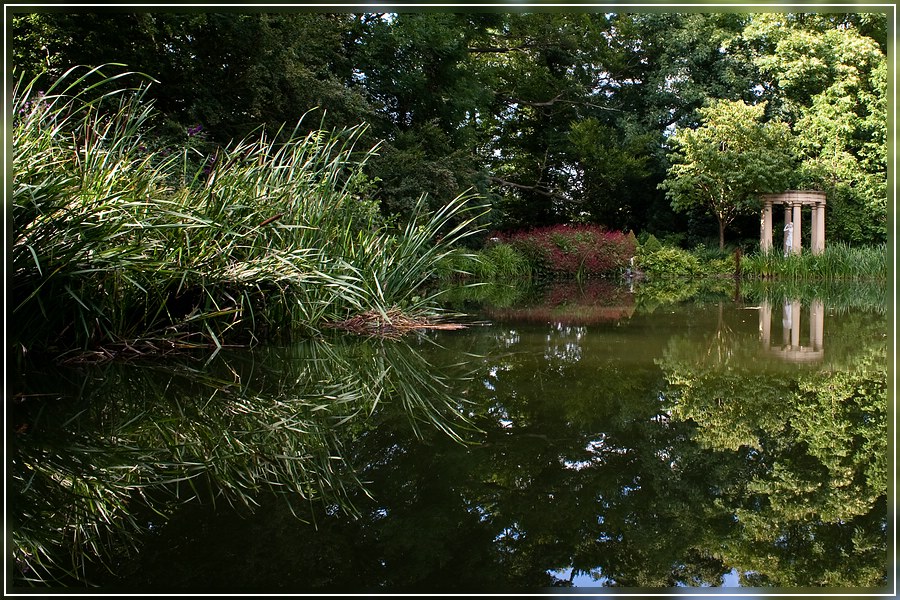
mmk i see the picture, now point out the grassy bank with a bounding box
[12,66,486,362]
[441,233,888,286]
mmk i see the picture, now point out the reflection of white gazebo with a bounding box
[760,190,826,255]
[759,299,824,363]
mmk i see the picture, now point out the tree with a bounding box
[10,12,376,144]
[467,12,625,229]
[11,10,885,242]
[353,13,492,220]
[659,99,795,249]
[566,117,655,229]
[737,14,887,244]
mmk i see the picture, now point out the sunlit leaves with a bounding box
[660,99,795,248]
[739,14,887,244]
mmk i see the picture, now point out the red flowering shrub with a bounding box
[496,225,637,278]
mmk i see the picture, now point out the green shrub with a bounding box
[637,246,703,278]
[706,255,737,276]
[641,233,663,253]
[480,243,531,280]
[660,232,686,248]
[434,243,530,281]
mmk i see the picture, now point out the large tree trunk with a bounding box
[718,218,726,250]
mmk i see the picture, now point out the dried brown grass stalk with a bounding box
[327,309,467,338]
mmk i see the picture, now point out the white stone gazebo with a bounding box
[759,190,826,255]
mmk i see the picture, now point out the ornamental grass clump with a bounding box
[435,242,532,282]
[741,243,887,281]
[500,224,636,279]
[12,66,486,361]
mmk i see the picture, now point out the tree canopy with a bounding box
[659,99,795,249]
[9,9,889,246]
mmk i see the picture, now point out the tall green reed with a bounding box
[741,243,887,281]
[12,66,487,360]
[740,279,889,316]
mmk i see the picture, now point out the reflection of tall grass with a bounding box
[438,282,535,309]
[10,335,479,586]
[740,279,889,315]
[742,243,887,281]
[12,66,486,359]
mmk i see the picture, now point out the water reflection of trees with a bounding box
[9,335,476,587]
[459,280,636,325]
[9,292,889,591]
[429,326,745,588]
[657,300,888,587]
[409,299,888,589]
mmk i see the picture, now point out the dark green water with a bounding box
[8,280,891,593]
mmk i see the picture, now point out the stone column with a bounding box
[810,204,819,255]
[761,199,773,252]
[815,202,826,254]
[792,203,802,255]
[782,301,791,346]
[810,299,824,350]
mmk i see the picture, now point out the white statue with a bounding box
[783,222,793,257]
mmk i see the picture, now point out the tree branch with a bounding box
[487,175,572,202]
[502,95,622,112]
[467,43,539,53]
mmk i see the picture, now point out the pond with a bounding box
[8,279,890,593]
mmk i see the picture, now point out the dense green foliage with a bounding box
[738,14,888,244]
[659,99,795,249]
[10,10,888,245]
[637,246,705,279]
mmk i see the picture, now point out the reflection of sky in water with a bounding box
[545,324,587,364]
[549,566,610,586]
[487,399,514,428]
[496,329,520,348]
[561,434,630,470]
[548,567,742,588]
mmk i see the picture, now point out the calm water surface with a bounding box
[8,281,890,593]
